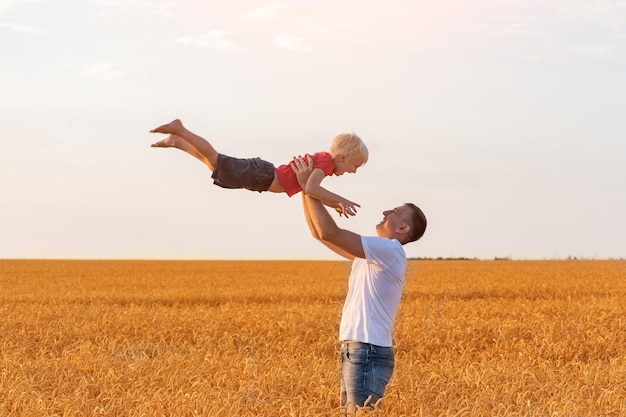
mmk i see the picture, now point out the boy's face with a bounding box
[333,155,363,176]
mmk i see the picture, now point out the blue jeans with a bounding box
[340,342,395,409]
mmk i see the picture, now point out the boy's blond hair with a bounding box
[329,132,369,165]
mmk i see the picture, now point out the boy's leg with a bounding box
[151,134,210,166]
[151,119,218,171]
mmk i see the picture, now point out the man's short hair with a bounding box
[404,203,427,242]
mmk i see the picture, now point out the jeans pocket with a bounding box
[344,346,367,364]
[370,359,394,397]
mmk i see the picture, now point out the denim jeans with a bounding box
[340,342,395,409]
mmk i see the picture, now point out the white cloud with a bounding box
[243,3,321,21]
[613,24,626,39]
[490,22,544,37]
[491,0,626,22]
[80,63,128,80]
[242,3,331,51]
[477,12,546,38]
[556,0,626,23]
[0,22,43,33]
[520,53,565,63]
[274,34,312,51]
[0,0,43,10]
[177,30,237,50]
[243,3,288,20]
[91,0,177,18]
[568,43,612,58]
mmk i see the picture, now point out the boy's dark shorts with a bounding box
[211,153,276,192]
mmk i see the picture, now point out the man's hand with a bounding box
[290,155,314,189]
[292,154,360,218]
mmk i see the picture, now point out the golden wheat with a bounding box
[1,259,625,416]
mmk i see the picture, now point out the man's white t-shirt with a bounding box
[339,235,407,347]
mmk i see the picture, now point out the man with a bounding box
[291,157,427,410]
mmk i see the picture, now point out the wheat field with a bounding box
[1,259,625,416]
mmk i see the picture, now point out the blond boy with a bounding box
[150,119,368,217]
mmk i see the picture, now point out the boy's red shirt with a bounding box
[274,152,334,197]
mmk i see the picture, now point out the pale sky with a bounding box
[1,0,625,260]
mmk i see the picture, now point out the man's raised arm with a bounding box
[293,157,365,260]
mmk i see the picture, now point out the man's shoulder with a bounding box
[362,235,402,247]
[360,236,406,273]
[362,236,405,257]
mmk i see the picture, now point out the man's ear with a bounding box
[397,224,410,234]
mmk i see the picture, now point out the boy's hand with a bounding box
[337,198,360,218]
[290,155,314,189]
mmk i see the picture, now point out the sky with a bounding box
[1,0,625,261]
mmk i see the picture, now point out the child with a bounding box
[150,119,368,217]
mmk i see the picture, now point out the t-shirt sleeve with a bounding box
[361,236,402,267]
[311,152,334,177]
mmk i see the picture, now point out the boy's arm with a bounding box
[303,166,360,218]
[302,193,366,259]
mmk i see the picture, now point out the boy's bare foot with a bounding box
[151,134,184,148]
[150,119,184,135]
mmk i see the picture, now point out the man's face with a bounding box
[376,205,411,237]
